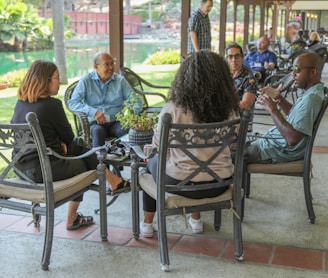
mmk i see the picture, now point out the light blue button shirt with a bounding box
[68,71,142,123]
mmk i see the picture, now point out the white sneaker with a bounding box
[188,217,203,234]
[140,221,154,238]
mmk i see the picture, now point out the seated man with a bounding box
[243,35,277,84]
[247,52,324,164]
[68,51,142,147]
[226,42,257,110]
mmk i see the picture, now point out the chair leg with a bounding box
[41,207,54,270]
[214,208,221,231]
[303,174,316,224]
[245,173,251,198]
[232,213,244,262]
[157,213,170,271]
[130,160,140,239]
[241,194,245,221]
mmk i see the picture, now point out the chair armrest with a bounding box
[129,145,157,161]
[133,88,167,102]
[46,146,107,160]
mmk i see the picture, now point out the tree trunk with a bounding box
[14,36,20,51]
[51,0,68,84]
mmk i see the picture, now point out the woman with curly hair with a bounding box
[140,50,240,237]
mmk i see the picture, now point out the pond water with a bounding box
[0,39,180,78]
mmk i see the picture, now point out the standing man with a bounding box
[68,51,142,148]
[226,42,257,110]
[187,0,213,54]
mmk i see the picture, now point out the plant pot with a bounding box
[128,128,154,146]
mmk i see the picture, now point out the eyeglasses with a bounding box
[227,54,242,60]
[291,66,316,73]
[97,62,115,67]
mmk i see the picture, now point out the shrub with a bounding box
[0,69,27,87]
[144,49,180,65]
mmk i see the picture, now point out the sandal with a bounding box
[108,179,131,193]
[66,212,94,230]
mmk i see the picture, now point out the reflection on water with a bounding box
[0,40,179,78]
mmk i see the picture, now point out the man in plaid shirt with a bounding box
[187,0,213,54]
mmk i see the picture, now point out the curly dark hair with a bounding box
[168,50,239,123]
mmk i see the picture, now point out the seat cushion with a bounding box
[247,159,304,174]
[139,173,233,209]
[0,170,98,203]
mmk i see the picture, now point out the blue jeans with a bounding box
[90,121,127,147]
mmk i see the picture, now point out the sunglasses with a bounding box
[227,54,243,60]
[291,66,315,73]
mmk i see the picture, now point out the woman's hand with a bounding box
[60,142,67,155]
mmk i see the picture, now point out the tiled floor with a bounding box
[0,213,327,273]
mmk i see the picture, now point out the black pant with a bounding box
[18,138,99,202]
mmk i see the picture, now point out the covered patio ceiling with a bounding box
[108,0,304,72]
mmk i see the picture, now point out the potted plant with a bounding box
[116,95,158,146]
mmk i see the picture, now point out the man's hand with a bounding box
[264,61,275,70]
[259,84,282,100]
[95,111,106,125]
[256,93,279,114]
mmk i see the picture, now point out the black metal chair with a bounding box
[245,88,328,224]
[134,110,252,271]
[0,112,108,270]
[64,80,92,146]
[120,66,169,113]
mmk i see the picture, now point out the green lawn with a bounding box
[0,65,178,125]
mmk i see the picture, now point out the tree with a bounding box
[51,0,68,84]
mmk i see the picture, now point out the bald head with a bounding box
[257,36,270,54]
[293,52,322,89]
[298,52,323,71]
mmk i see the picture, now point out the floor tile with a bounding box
[0,214,24,230]
[127,232,160,249]
[172,235,226,257]
[313,146,328,153]
[127,232,181,250]
[4,215,46,234]
[272,246,323,270]
[221,241,272,264]
[84,226,133,245]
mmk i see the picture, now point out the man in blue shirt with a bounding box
[187,0,213,54]
[68,52,142,147]
[243,36,277,84]
[247,52,324,163]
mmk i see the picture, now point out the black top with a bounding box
[11,97,74,158]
